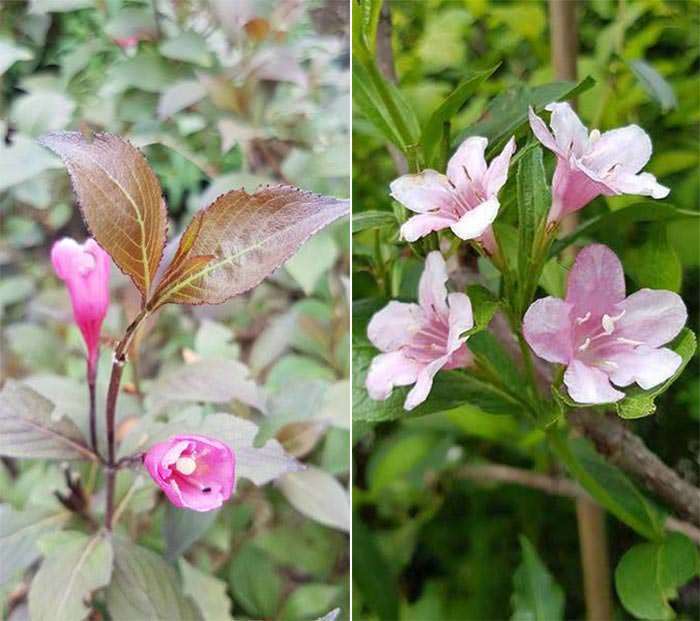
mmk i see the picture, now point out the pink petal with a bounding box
[446,136,488,189]
[607,345,682,390]
[418,251,449,316]
[605,170,669,199]
[616,289,687,347]
[528,106,559,154]
[365,351,422,401]
[483,136,516,196]
[523,297,574,364]
[404,355,450,410]
[444,343,473,369]
[566,244,626,318]
[367,301,425,352]
[564,359,625,404]
[446,292,474,351]
[582,125,652,175]
[449,196,500,240]
[545,102,589,157]
[549,157,612,222]
[390,170,455,214]
[400,213,455,242]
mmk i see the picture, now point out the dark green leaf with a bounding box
[468,331,524,393]
[179,558,232,621]
[629,60,678,112]
[624,224,682,292]
[163,504,219,561]
[352,210,397,234]
[462,284,499,337]
[229,543,282,618]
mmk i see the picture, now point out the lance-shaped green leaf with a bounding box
[0,380,96,460]
[0,504,70,586]
[106,536,201,621]
[511,536,565,621]
[39,131,167,301]
[614,533,699,620]
[352,210,396,234]
[179,558,232,621]
[461,284,499,338]
[28,531,113,621]
[148,185,348,309]
[616,328,696,419]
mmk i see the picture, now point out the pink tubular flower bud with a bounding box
[51,237,111,374]
[143,434,236,512]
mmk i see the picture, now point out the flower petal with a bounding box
[365,350,422,401]
[583,125,652,175]
[523,297,574,364]
[367,301,425,352]
[404,355,450,411]
[545,102,589,157]
[446,291,474,352]
[607,345,682,390]
[446,136,488,189]
[549,157,612,221]
[564,359,625,404]
[418,251,450,316]
[566,244,626,318]
[616,289,687,347]
[400,213,455,242]
[605,171,670,199]
[390,170,455,214]
[483,136,516,196]
[449,196,500,240]
[528,106,559,154]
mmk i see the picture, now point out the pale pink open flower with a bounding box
[523,244,686,405]
[365,251,474,410]
[390,136,516,243]
[51,238,111,374]
[144,434,235,512]
[528,103,669,223]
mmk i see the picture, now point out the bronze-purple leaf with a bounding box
[39,131,168,302]
[148,185,349,309]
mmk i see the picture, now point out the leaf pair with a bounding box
[39,132,349,311]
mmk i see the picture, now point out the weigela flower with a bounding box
[365,251,474,410]
[51,238,111,374]
[528,103,669,223]
[390,135,516,243]
[523,244,686,404]
[144,434,235,512]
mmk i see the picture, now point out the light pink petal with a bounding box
[367,301,425,352]
[444,343,473,369]
[449,196,500,240]
[390,170,455,214]
[446,292,474,352]
[616,289,687,347]
[523,297,574,364]
[566,244,625,318]
[400,213,455,242]
[564,359,625,404]
[446,136,488,189]
[582,125,652,175]
[483,136,516,196]
[607,345,682,390]
[365,351,422,401]
[549,157,612,222]
[404,355,450,410]
[419,251,449,316]
[528,106,559,154]
[545,102,589,157]
[605,170,670,199]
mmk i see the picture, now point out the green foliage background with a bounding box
[352,1,699,620]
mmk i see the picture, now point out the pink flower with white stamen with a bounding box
[365,251,474,411]
[144,434,235,512]
[51,237,111,375]
[523,244,686,405]
[528,103,669,223]
[390,135,516,243]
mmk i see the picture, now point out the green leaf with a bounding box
[353,514,400,621]
[624,224,682,292]
[511,536,565,621]
[422,65,499,166]
[352,0,383,60]
[159,32,212,67]
[0,380,96,461]
[616,328,697,419]
[352,210,397,234]
[551,435,666,540]
[163,504,220,561]
[614,533,699,620]
[468,331,524,393]
[229,542,282,618]
[282,584,341,621]
[179,558,232,621]
[28,531,113,621]
[0,504,70,586]
[549,201,699,257]
[516,146,551,310]
[462,284,499,337]
[629,60,678,112]
[286,230,339,295]
[106,536,200,621]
